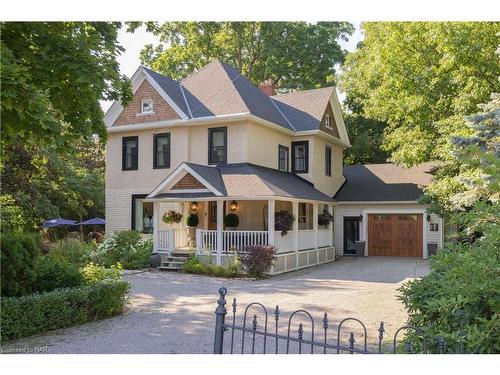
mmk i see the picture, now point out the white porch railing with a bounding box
[297,229,315,250]
[317,229,331,248]
[197,229,269,254]
[157,229,188,253]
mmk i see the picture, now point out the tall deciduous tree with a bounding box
[1,22,132,149]
[139,22,354,91]
[340,22,500,166]
[1,22,131,230]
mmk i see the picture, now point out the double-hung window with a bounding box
[208,127,227,165]
[122,136,138,170]
[278,145,289,172]
[153,133,170,169]
[325,145,332,176]
[291,141,309,173]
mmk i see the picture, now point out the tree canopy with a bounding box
[1,22,132,150]
[341,22,500,166]
[139,22,354,91]
[1,22,131,230]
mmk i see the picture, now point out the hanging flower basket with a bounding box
[274,210,295,237]
[318,209,334,228]
[162,210,182,225]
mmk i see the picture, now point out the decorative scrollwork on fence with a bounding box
[213,287,445,354]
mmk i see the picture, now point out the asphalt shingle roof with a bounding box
[144,60,334,132]
[334,163,436,202]
[152,162,332,202]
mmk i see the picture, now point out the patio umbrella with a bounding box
[42,217,78,228]
[80,217,105,225]
[79,217,105,232]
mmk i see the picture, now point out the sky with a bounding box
[102,23,364,111]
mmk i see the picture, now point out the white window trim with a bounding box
[325,114,333,130]
[140,99,154,115]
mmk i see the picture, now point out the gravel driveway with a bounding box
[1,257,429,354]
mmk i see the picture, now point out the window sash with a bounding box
[122,137,138,170]
[278,145,289,172]
[325,145,332,176]
[154,133,170,169]
[208,127,227,164]
[292,141,308,173]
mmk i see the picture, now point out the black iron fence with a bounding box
[213,287,447,354]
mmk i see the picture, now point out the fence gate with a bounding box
[213,287,447,354]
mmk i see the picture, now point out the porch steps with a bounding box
[158,252,192,271]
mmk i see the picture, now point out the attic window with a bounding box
[141,99,154,114]
[325,114,333,129]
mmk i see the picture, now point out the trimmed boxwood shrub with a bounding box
[185,213,199,227]
[1,280,130,342]
[224,213,239,227]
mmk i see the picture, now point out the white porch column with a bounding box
[313,203,319,264]
[153,202,159,253]
[216,200,223,265]
[292,201,299,269]
[313,203,319,249]
[329,204,334,247]
[267,199,275,246]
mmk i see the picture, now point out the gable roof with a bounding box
[148,162,332,202]
[271,87,335,131]
[334,163,436,202]
[107,60,349,139]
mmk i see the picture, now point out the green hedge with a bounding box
[1,280,130,342]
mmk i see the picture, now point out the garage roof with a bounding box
[334,163,437,202]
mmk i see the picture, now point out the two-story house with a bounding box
[105,60,444,273]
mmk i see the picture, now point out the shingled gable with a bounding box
[147,162,225,199]
[104,66,188,127]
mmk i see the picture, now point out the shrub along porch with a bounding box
[145,162,336,274]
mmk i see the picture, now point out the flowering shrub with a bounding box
[240,245,277,278]
[162,210,182,224]
[91,230,152,269]
[81,262,122,284]
[275,210,295,236]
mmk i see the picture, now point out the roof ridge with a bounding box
[270,97,296,131]
[271,86,335,98]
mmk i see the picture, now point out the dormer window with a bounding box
[141,99,154,114]
[325,114,333,129]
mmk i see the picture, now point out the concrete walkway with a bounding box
[1,257,429,354]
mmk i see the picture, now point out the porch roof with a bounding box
[148,162,333,202]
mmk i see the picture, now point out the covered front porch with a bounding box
[145,162,336,274]
[150,198,335,274]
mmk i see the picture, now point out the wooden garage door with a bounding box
[368,214,423,257]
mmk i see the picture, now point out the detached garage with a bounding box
[333,163,444,259]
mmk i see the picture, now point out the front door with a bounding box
[207,201,226,230]
[344,217,360,255]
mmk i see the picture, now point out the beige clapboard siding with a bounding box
[333,203,443,257]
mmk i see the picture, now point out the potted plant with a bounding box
[318,208,334,228]
[185,213,199,248]
[224,213,239,230]
[274,210,295,237]
[162,210,182,225]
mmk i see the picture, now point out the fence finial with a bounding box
[214,287,228,354]
[378,321,385,353]
[323,313,328,330]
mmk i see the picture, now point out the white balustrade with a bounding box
[197,230,269,254]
